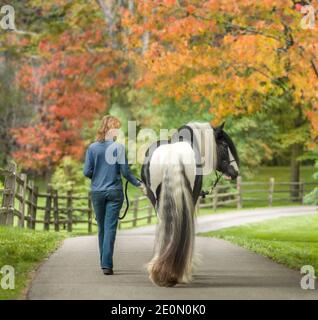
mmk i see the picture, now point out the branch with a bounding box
[311,59,318,79]
[235,63,272,80]
[277,22,294,53]
[193,15,283,42]
[97,0,114,23]
[226,23,281,42]
[12,29,38,36]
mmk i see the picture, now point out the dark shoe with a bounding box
[102,268,113,275]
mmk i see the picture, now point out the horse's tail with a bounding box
[148,160,195,287]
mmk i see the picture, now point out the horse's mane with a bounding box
[221,131,240,167]
[184,122,217,174]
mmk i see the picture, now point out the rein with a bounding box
[200,171,223,198]
[200,159,237,198]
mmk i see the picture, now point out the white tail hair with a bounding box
[147,160,195,287]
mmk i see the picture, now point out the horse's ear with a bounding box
[214,122,225,140]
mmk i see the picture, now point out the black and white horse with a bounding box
[141,122,239,287]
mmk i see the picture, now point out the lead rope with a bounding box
[119,178,143,220]
[119,180,130,220]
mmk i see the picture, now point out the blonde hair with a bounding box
[96,115,121,142]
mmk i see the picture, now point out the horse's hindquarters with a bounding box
[149,142,196,197]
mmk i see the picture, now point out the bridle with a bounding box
[200,159,237,198]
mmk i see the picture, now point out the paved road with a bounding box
[28,206,318,300]
[123,205,318,235]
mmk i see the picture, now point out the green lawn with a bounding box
[0,226,64,300]
[201,165,317,210]
[201,214,318,273]
[251,166,316,183]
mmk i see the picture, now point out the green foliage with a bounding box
[131,88,287,179]
[263,89,312,162]
[51,156,89,194]
[222,113,280,178]
[304,160,318,205]
[0,226,64,300]
[127,87,211,131]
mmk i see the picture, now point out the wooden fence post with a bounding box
[236,176,242,209]
[0,162,17,226]
[27,181,34,229]
[133,195,139,227]
[44,186,52,231]
[31,186,38,229]
[53,190,59,232]
[67,190,73,232]
[213,187,218,211]
[18,173,27,228]
[299,181,304,204]
[88,192,93,233]
[268,177,275,207]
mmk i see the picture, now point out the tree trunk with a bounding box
[44,169,52,186]
[290,143,302,201]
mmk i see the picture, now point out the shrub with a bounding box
[304,160,318,205]
[51,156,89,194]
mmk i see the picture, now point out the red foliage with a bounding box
[13,25,127,173]
[295,3,302,12]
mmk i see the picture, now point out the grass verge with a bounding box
[200,214,318,272]
[0,226,64,300]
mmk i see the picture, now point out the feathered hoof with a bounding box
[147,264,179,287]
[149,272,178,287]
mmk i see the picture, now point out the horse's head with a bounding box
[214,122,240,181]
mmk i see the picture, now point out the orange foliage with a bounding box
[123,0,318,137]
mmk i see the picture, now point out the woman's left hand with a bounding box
[139,182,147,196]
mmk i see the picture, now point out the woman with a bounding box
[83,115,144,275]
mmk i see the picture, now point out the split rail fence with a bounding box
[0,163,316,232]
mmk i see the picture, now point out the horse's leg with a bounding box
[192,173,203,205]
[175,172,202,283]
[141,163,157,208]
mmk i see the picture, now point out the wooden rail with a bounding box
[0,163,317,232]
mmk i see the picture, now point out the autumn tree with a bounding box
[3,0,318,192]
[0,54,33,167]
[0,1,42,167]
[122,0,318,191]
[8,1,132,178]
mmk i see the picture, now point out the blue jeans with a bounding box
[91,189,124,269]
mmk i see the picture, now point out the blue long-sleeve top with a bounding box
[83,140,141,191]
